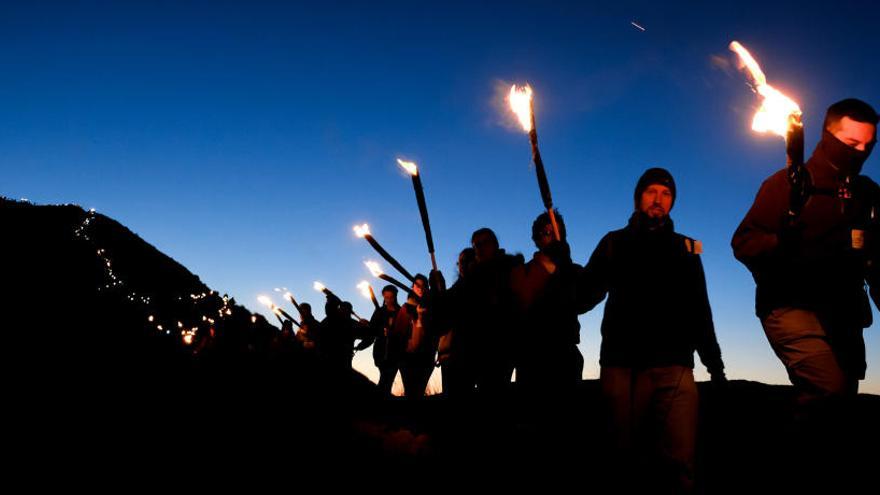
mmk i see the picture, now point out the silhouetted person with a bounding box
[732,100,880,471]
[355,285,402,396]
[436,247,477,397]
[393,274,436,397]
[295,303,319,351]
[318,297,370,372]
[270,319,298,356]
[512,210,584,399]
[580,168,726,493]
[461,228,524,395]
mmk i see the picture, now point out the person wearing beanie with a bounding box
[579,167,725,493]
[732,98,880,420]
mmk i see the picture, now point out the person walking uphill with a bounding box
[732,98,880,423]
[579,167,725,494]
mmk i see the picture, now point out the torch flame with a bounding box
[729,41,801,137]
[357,280,372,300]
[365,260,384,277]
[508,84,534,132]
[283,291,294,301]
[257,295,273,308]
[353,223,371,238]
[313,281,326,292]
[397,158,419,176]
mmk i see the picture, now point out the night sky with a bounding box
[2,1,878,393]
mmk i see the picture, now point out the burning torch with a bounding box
[729,41,806,220]
[354,223,416,283]
[509,84,561,240]
[365,260,412,295]
[282,291,304,315]
[357,280,380,310]
[396,159,439,271]
[258,295,302,328]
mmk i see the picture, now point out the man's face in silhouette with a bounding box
[382,289,397,308]
[639,184,673,219]
[535,222,554,251]
[412,278,426,299]
[472,232,498,263]
[829,116,876,151]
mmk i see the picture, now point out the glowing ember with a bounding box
[313,281,326,292]
[357,280,372,299]
[729,41,802,137]
[508,84,534,132]
[397,158,419,176]
[251,315,257,323]
[147,315,154,322]
[365,260,383,277]
[353,223,371,238]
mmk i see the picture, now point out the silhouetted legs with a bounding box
[377,363,400,397]
[601,366,697,494]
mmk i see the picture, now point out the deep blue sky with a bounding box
[2,1,878,392]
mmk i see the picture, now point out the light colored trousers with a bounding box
[761,307,860,407]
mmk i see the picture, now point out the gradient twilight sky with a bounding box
[2,1,878,393]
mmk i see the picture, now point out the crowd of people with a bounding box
[277,98,878,493]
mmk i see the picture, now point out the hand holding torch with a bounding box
[509,84,561,240]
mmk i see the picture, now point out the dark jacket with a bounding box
[513,251,583,348]
[365,304,401,366]
[732,143,880,324]
[458,251,525,358]
[579,213,724,372]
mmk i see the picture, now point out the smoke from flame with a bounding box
[365,260,383,277]
[729,41,801,137]
[508,84,534,132]
[353,223,371,238]
[397,158,418,176]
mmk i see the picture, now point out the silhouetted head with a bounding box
[412,274,428,299]
[339,301,354,317]
[531,209,566,249]
[457,247,476,279]
[381,285,398,308]
[299,302,312,319]
[819,98,877,176]
[635,168,675,219]
[471,228,499,263]
[281,320,293,336]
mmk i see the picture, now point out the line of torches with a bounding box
[254,40,805,328]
